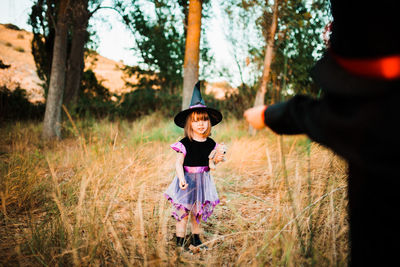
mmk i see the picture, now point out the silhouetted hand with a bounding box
[244,105,267,130]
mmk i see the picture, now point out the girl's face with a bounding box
[191,118,209,136]
[184,111,211,139]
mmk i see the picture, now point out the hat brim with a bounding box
[174,107,223,128]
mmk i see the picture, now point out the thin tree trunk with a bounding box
[42,0,69,140]
[249,0,279,135]
[182,0,202,110]
[64,0,89,106]
[253,0,278,107]
[273,75,280,103]
[271,74,276,103]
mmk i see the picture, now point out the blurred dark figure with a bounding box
[245,1,400,266]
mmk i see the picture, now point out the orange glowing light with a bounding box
[333,53,400,80]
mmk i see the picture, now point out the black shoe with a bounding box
[176,235,184,247]
[192,234,208,249]
[176,235,191,251]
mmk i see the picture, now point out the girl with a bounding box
[164,82,225,249]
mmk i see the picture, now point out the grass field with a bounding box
[0,114,348,266]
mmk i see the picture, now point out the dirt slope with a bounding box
[0,23,231,103]
[0,24,138,102]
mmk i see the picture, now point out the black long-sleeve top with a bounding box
[262,1,400,266]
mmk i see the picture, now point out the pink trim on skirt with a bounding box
[184,166,210,173]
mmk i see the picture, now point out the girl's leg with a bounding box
[190,214,201,234]
[176,216,189,237]
[190,214,207,248]
[176,216,189,247]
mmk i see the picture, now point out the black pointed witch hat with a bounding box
[174,81,222,128]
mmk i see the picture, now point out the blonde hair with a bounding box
[184,110,211,140]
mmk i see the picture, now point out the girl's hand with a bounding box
[214,143,227,163]
[179,179,188,190]
[214,151,225,162]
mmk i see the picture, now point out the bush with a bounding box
[203,84,257,119]
[116,89,180,120]
[14,46,25,53]
[0,72,255,124]
[73,69,117,119]
[3,23,20,31]
[0,86,45,121]
[115,83,255,121]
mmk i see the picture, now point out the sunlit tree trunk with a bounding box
[182,0,202,110]
[42,0,69,140]
[64,0,89,106]
[253,0,279,108]
[250,0,278,135]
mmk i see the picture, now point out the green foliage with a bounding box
[73,69,116,118]
[204,83,257,119]
[29,0,56,91]
[220,0,265,87]
[119,0,212,93]
[221,0,331,99]
[0,86,45,121]
[274,0,331,96]
[28,0,99,96]
[0,82,253,125]
[117,88,180,121]
[119,0,186,93]
[66,69,182,122]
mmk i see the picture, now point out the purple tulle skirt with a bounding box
[164,169,219,223]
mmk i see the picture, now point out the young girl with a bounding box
[164,82,225,249]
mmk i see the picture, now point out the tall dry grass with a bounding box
[0,114,348,266]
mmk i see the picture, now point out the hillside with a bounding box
[0,24,43,102]
[0,24,138,103]
[0,23,232,103]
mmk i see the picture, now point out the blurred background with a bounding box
[1,1,349,266]
[0,0,331,123]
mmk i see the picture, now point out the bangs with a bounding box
[192,111,209,122]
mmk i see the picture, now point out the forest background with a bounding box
[1,0,350,266]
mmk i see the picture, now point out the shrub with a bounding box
[0,86,45,121]
[4,23,20,31]
[117,88,157,120]
[74,69,116,118]
[203,84,257,119]
[14,46,25,53]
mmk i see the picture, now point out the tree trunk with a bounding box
[273,74,280,103]
[182,0,202,110]
[64,0,89,106]
[249,0,279,135]
[42,0,69,140]
[253,0,279,108]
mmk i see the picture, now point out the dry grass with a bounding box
[0,115,348,266]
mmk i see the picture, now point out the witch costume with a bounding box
[164,82,222,223]
[258,1,400,266]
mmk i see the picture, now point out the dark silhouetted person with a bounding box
[244,1,400,266]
